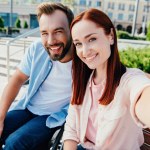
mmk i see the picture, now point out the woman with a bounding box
[63,8,150,150]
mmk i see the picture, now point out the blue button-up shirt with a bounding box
[11,39,70,128]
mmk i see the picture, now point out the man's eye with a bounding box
[55,30,63,34]
[89,38,96,42]
[41,33,48,36]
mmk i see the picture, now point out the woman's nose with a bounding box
[82,45,90,57]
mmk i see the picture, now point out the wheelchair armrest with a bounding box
[23,79,29,85]
[141,128,150,150]
[49,123,64,150]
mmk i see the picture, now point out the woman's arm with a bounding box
[64,140,78,150]
[63,104,80,149]
[145,73,150,79]
[135,86,150,127]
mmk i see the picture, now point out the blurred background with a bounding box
[0,0,150,37]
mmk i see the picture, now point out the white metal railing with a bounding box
[118,39,150,50]
[118,39,150,45]
[6,27,39,81]
[4,30,150,80]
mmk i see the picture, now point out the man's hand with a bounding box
[0,120,4,137]
[0,69,29,137]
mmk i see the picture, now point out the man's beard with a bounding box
[45,38,72,61]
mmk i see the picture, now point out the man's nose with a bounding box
[47,34,56,45]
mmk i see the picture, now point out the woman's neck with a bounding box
[93,66,106,85]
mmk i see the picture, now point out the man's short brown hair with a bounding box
[37,2,74,26]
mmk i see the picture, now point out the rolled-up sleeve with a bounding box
[18,43,34,76]
[63,104,80,143]
[122,68,150,127]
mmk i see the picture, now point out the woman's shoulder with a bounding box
[121,68,145,81]
[119,68,147,88]
[126,68,144,74]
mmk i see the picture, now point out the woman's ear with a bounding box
[109,28,114,45]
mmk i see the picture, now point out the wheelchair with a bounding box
[141,128,150,150]
[48,123,64,150]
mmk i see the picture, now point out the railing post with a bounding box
[24,40,26,53]
[6,43,10,81]
[5,27,39,81]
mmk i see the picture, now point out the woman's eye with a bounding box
[74,43,81,47]
[89,38,96,42]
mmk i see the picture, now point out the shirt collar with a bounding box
[88,70,95,87]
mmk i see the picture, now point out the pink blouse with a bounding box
[63,68,150,150]
[85,78,105,144]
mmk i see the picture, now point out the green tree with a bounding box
[146,22,150,41]
[0,17,4,28]
[23,20,28,29]
[62,0,75,5]
[61,0,76,11]
[15,18,21,28]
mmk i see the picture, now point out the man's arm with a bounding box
[64,140,78,150]
[0,69,29,136]
[135,86,150,128]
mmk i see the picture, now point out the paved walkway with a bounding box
[0,76,26,100]
[0,36,39,99]
[0,76,7,97]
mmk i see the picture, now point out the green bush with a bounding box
[12,28,20,33]
[0,27,6,33]
[117,31,146,40]
[146,22,150,41]
[23,20,28,29]
[117,31,131,39]
[15,18,21,28]
[0,17,4,28]
[119,47,150,73]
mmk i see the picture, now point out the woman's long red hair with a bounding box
[71,9,126,105]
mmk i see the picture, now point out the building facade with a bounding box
[0,0,150,34]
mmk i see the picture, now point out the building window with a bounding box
[108,12,113,19]
[143,5,150,12]
[118,13,123,20]
[96,1,101,7]
[88,1,91,6]
[30,14,39,28]
[143,5,147,12]
[129,4,135,11]
[118,3,125,10]
[128,14,133,21]
[142,15,147,22]
[0,13,18,27]
[108,2,114,9]
[79,0,86,6]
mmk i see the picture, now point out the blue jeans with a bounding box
[77,145,86,150]
[1,109,59,150]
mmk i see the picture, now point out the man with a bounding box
[0,2,74,150]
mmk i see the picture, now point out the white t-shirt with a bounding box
[27,60,72,115]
